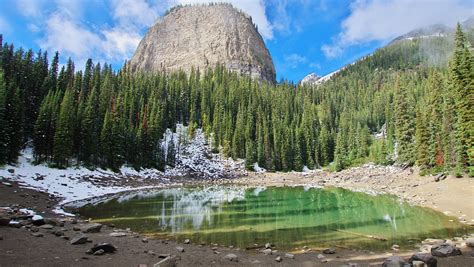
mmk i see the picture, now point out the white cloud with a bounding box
[174,0,274,39]
[39,14,102,60]
[16,0,44,17]
[284,53,307,69]
[0,16,11,34]
[322,0,473,58]
[101,28,142,60]
[111,0,161,29]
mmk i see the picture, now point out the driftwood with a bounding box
[334,229,387,241]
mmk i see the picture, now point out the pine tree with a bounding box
[0,70,7,164]
[394,77,415,165]
[415,106,429,168]
[334,131,346,171]
[53,87,75,167]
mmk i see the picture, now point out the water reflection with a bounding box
[77,186,468,250]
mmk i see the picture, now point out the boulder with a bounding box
[81,223,102,233]
[382,256,406,267]
[176,246,184,253]
[275,256,282,262]
[265,242,272,249]
[184,239,190,244]
[93,249,105,256]
[262,248,272,255]
[430,243,462,257]
[70,234,88,245]
[223,253,239,262]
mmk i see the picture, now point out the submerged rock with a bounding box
[223,253,238,262]
[382,256,406,267]
[285,253,295,259]
[323,248,336,254]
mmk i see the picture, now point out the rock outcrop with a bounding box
[129,4,276,83]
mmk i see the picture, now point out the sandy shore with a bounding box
[1,165,474,266]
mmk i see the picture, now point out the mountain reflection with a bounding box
[78,186,467,250]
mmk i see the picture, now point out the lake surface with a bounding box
[77,186,468,250]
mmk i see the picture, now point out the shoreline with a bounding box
[1,164,474,266]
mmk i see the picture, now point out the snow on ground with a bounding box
[0,148,157,209]
[163,125,244,178]
[0,125,244,214]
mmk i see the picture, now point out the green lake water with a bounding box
[76,186,469,251]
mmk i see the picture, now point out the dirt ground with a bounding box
[1,166,474,267]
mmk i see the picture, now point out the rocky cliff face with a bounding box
[129,4,276,83]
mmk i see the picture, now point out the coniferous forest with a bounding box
[0,24,472,176]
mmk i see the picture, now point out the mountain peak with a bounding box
[129,4,276,83]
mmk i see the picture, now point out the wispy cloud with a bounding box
[284,53,307,69]
[322,0,473,58]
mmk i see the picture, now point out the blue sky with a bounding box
[0,0,472,82]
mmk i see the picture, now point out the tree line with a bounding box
[0,24,472,176]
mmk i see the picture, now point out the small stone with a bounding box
[40,224,53,229]
[31,233,43,237]
[265,242,271,249]
[7,168,14,173]
[412,261,425,267]
[53,230,64,237]
[223,253,238,262]
[262,248,272,255]
[81,223,102,233]
[465,238,474,247]
[86,243,116,254]
[32,215,44,226]
[284,253,295,259]
[109,232,127,237]
[93,249,105,256]
[9,220,22,228]
[211,247,218,251]
[71,219,78,224]
[323,248,336,254]
[317,254,326,259]
[275,256,282,262]
[70,234,88,245]
[409,253,437,267]
[392,244,400,251]
[183,239,190,244]
[142,238,149,243]
[176,246,184,253]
